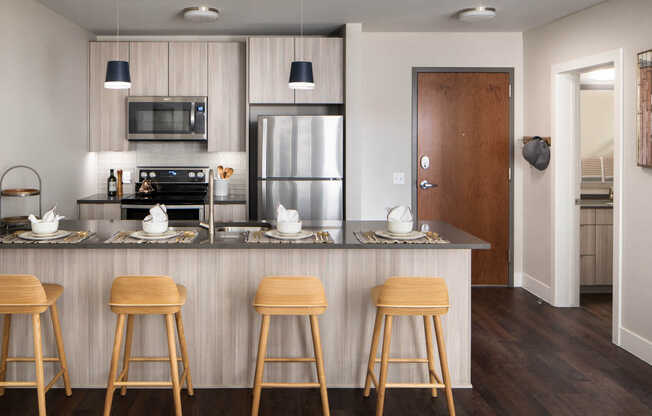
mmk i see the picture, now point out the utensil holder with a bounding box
[215,179,229,196]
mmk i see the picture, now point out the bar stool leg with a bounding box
[175,311,194,396]
[309,315,330,416]
[376,315,393,416]
[165,314,183,416]
[50,304,72,396]
[433,316,455,416]
[251,314,270,416]
[32,313,46,416]
[0,315,11,397]
[363,309,383,397]
[104,314,126,416]
[120,315,134,397]
[423,315,438,397]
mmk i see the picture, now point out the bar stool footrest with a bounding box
[6,357,60,363]
[0,381,37,387]
[373,357,429,363]
[264,357,316,363]
[261,382,321,388]
[385,382,445,388]
[114,381,173,387]
[128,356,182,362]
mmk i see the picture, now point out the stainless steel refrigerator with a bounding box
[254,115,343,225]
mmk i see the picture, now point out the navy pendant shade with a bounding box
[104,60,131,89]
[288,61,314,90]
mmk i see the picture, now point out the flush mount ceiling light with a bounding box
[183,6,220,23]
[457,7,497,22]
[289,0,314,90]
[104,0,131,89]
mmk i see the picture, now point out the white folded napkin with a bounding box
[387,206,413,223]
[143,204,168,223]
[277,204,300,223]
[28,205,65,224]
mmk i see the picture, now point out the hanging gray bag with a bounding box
[522,136,550,171]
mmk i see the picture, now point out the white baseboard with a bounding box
[520,272,553,305]
[620,327,652,366]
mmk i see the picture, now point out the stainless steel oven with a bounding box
[127,96,207,141]
[121,204,204,221]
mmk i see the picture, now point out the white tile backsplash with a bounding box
[95,142,248,194]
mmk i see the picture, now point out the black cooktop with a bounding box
[121,192,207,205]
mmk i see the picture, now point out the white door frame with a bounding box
[550,49,624,345]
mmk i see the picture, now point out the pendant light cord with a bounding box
[115,0,120,59]
[298,0,303,59]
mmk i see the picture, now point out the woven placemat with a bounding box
[354,231,449,245]
[246,230,334,244]
[105,230,198,244]
[0,231,94,244]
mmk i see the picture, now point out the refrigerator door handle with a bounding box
[259,117,267,179]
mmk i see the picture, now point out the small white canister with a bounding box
[215,178,229,196]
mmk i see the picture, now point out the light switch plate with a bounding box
[393,172,405,185]
[122,170,132,184]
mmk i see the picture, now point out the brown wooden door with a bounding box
[417,72,510,285]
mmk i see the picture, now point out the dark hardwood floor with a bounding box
[1,288,651,415]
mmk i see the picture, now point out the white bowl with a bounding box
[142,220,168,235]
[277,221,302,235]
[387,221,413,235]
[31,220,59,235]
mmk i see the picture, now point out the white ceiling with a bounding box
[37,0,604,35]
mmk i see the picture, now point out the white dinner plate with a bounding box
[265,229,314,240]
[18,230,72,241]
[374,230,426,241]
[129,230,183,241]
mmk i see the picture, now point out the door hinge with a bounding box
[508,167,512,182]
[509,84,512,98]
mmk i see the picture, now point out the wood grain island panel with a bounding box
[0,248,472,389]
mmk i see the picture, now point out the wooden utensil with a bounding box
[217,165,224,179]
[224,167,234,179]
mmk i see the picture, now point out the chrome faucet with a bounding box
[199,168,215,243]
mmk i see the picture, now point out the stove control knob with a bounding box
[149,172,157,178]
[196,171,205,179]
[188,172,196,178]
[140,171,148,179]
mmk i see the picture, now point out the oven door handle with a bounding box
[121,204,205,210]
[190,102,196,132]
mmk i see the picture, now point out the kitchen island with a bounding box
[0,220,488,389]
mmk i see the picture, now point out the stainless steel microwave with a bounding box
[127,96,207,141]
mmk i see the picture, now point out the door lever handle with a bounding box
[419,180,437,190]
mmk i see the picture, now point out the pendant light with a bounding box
[289,0,314,90]
[104,0,131,89]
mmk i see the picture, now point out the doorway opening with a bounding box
[411,68,514,286]
[551,50,623,345]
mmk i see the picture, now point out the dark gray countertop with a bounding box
[0,220,490,250]
[77,193,126,204]
[77,193,246,205]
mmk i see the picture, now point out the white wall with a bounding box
[580,90,614,158]
[524,0,652,363]
[0,0,94,219]
[345,29,524,281]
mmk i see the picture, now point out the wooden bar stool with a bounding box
[363,277,455,416]
[104,275,193,416]
[251,276,330,416]
[0,274,72,416]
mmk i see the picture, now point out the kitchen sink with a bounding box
[214,222,271,238]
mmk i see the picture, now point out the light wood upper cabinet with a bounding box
[89,42,129,152]
[248,37,295,104]
[169,42,208,96]
[129,42,168,96]
[208,42,246,152]
[294,38,344,104]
